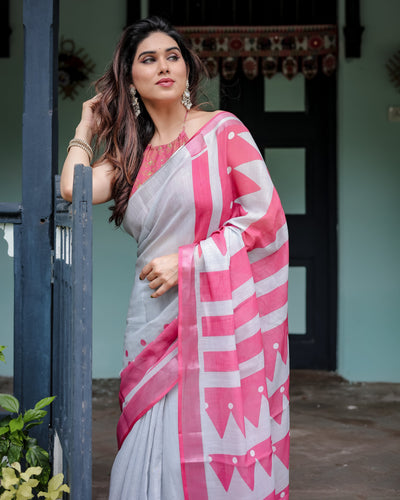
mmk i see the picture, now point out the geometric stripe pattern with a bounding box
[179,113,289,498]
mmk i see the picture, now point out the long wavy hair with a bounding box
[93,16,206,226]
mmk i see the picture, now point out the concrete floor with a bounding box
[2,372,400,499]
[92,371,400,500]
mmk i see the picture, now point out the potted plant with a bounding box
[0,346,69,499]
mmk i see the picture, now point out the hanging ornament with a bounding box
[204,57,219,78]
[322,53,337,77]
[302,56,318,79]
[282,56,298,80]
[386,49,400,93]
[262,57,278,79]
[222,57,238,80]
[242,56,258,80]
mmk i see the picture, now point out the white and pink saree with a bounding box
[109,112,289,499]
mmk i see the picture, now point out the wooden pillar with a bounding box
[15,0,59,447]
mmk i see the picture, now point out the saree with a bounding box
[112,112,289,499]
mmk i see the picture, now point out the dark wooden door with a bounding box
[223,71,337,369]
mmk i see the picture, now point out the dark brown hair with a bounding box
[93,16,206,226]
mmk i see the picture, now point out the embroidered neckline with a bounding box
[147,109,189,150]
[146,129,189,151]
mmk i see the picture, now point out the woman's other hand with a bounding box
[140,254,178,298]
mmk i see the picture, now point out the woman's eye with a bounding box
[142,57,155,64]
[168,54,179,61]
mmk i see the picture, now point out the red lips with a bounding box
[156,78,174,86]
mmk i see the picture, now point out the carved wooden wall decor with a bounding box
[387,49,400,93]
[58,38,95,100]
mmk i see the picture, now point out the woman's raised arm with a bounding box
[60,95,115,204]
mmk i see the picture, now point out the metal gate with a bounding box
[52,165,93,499]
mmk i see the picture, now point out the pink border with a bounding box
[119,319,178,404]
[178,245,208,500]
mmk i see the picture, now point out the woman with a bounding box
[61,16,290,500]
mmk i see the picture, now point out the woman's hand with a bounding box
[140,254,179,298]
[60,93,114,204]
[76,94,102,142]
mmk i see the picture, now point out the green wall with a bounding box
[0,0,132,378]
[58,0,134,378]
[1,0,399,381]
[0,0,23,377]
[337,0,400,382]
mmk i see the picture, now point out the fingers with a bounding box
[139,254,179,298]
[139,262,153,281]
[85,94,101,106]
[147,271,178,298]
[150,281,174,299]
[81,94,102,124]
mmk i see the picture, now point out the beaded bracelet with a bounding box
[67,137,93,163]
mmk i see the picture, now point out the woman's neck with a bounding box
[144,101,188,146]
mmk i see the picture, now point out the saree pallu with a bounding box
[117,112,289,499]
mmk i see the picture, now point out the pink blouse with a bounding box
[130,129,189,197]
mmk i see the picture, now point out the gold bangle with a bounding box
[67,138,93,163]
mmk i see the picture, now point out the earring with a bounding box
[130,85,141,117]
[181,80,192,110]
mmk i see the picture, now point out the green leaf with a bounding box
[25,444,49,469]
[0,436,10,456]
[34,397,55,411]
[9,431,24,446]
[0,426,9,437]
[9,415,24,433]
[24,436,37,448]
[23,409,47,424]
[7,443,23,464]
[0,345,6,363]
[0,394,19,414]
[38,463,51,488]
[24,422,42,431]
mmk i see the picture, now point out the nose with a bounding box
[158,57,169,74]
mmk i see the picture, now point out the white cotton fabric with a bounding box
[108,384,184,500]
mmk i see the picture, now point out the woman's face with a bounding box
[131,32,188,107]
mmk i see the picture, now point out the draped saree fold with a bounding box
[113,112,289,499]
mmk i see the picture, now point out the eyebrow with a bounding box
[137,46,181,59]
